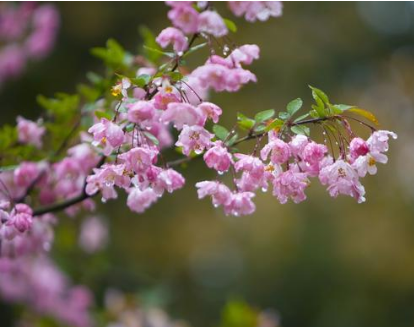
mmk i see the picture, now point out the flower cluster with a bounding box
[196,130,397,215]
[0,2,59,88]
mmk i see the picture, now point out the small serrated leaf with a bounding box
[254,109,275,123]
[287,98,303,116]
[213,125,230,141]
[291,125,310,136]
[223,18,237,33]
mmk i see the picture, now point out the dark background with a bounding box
[2,2,414,327]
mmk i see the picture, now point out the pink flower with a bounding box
[176,125,213,155]
[289,134,309,157]
[161,102,204,130]
[85,164,130,202]
[118,147,158,173]
[272,167,309,204]
[154,168,185,194]
[192,64,257,92]
[16,116,45,149]
[79,216,108,254]
[261,132,291,164]
[111,77,131,98]
[203,141,233,173]
[9,204,33,233]
[229,1,283,22]
[350,131,396,177]
[156,27,188,53]
[14,162,40,188]
[197,102,222,124]
[229,44,260,67]
[224,191,256,216]
[198,11,228,37]
[153,81,181,110]
[88,118,124,156]
[367,130,397,153]
[349,137,370,162]
[234,154,268,192]
[300,141,328,176]
[319,159,366,203]
[127,100,155,123]
[167,5,199,34]
[127,187,159,213]
[196,181,233,207]
[234,154,265,179]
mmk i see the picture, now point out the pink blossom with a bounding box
[197,102,222,124]
[111,77,131,98]
[154,169,185,194]
[229,44,260,67]
[0,45,26,85]
[127,187,159,213]
[167,5,199,34]
[176,125,213,155]
[14,162,40,188]
[234,154,268,192]
[261,132,291,164]
[156,27,188,53]
[127,100,156,123]
[203,141,233,173]
[229,1,283,22]
[153,82,181,110]
[79,216,108,254]
[9,204,33,233]
[85,164,130,202]
[272,167,309,204]
[289,134,309,157]
[16,116,45,149]
[162,102,204,130]
[118,147,158,173]
[192,63,257,92]
[88,118,124,156]
[367,130,397,153]
[349,137,370,162]
[319,159,366,203]
[352,152,388,177]
[198,11,228,37]
[224,191,256,216]
[300,141,328,176]
[196,181,233,207]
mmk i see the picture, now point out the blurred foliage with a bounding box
[2,2,414,327]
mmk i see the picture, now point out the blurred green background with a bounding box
[2,2,414,327]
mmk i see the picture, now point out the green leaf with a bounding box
[226,133,239,147]
[254,109,275,123]
[183,42,207,57]
[291,125,310,136]
[265,118,284,132]
[287,98,303,116]
[139,26,163,63]
[309,85,329,105]
[94,110,112,120]
[333,104,354,112]
[223,18,237,33]
[213,125,230,141]
[278,112,290,120]
[143,46,175,58]
[237,113,255,131]
[91,38,127,69]
[293,113,310,123]
[132,74,152,87]
[168,71,183,82]
[143,131,159,146]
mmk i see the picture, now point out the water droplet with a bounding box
[218,171,224,175]
[223,45,230,56]
[261,187,268,192]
